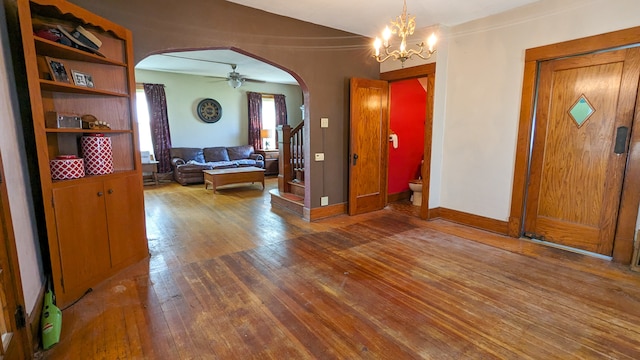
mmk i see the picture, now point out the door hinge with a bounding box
[14,305,26,329]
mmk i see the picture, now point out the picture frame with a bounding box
[45,56,70,83]
[71,70,94,88]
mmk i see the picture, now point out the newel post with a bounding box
[278,125,292,193]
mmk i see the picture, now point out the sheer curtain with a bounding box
[247,92,262,150]
[143,83,172,174]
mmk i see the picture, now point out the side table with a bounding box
[256,149,279,176]
[141,161,159,185]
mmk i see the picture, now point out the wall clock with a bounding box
[196,98,222,123]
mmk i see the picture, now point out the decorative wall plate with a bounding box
[196,98,222,123]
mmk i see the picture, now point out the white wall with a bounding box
[440,0,640,220]
[0,6,44,315]
[134,69,303,148]
[385,0,640,220]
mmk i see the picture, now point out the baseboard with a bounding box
[307,202,347,221]
[29,282,46,351]
[428,207,509,235]
[388,190,411,202]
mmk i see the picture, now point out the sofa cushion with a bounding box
[235,159,259,167]
[203,147,230,162]
[207,161,237,169]
[227,145,254,161]
[171,147,205,163]
[177,163,212,173]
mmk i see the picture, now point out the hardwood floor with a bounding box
[42,178,640,359]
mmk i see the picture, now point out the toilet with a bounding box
[409,159,424,206]
[409,180,422,206]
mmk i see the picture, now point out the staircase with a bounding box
[269,123,305,216]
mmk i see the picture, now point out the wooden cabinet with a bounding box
[7,0,148,307]
[257,149,279,176]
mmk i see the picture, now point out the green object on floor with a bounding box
[41,287,62,350]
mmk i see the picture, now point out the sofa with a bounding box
[170,145,264,185]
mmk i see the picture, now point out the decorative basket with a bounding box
[81,133,113,175]
[50,155,84,180]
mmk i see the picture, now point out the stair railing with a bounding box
[277,123,304,193]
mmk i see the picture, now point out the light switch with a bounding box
[320,118,329,128]
[315,153,325,161]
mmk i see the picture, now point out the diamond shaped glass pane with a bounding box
[569,95,595,127]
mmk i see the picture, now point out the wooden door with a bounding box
[349,78,389,215]
[0,153,30,359]
[524,48,640,256]
[105,174,148,268]
[53,181,111,300]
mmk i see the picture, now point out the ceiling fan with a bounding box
[226,64,265,89]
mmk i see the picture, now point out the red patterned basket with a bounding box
[81,134,114,175]
[50,155,85,180]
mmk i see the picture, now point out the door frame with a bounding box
[509,26,640,264]
[381,63,436,220]
[0,151,31,358]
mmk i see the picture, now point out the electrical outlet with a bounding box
[320,117,329,128]
[321,196,329,206]
[315,153,324,161]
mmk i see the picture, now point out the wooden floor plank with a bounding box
[41,179,640,359]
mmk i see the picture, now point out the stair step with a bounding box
[288,180,305,197]
[269,189,303,216]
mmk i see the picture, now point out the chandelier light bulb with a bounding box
[374,38,382,56]
[382,26,392,46]
[427,33,437,52]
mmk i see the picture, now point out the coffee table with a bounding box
[203,166,265,193]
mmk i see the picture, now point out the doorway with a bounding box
[509,26,640,264]
[524,48,640,256]
[348,64,435,217]
[382,64,436,220]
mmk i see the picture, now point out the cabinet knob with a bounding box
[108,189,114,194]
[97,192,103,197]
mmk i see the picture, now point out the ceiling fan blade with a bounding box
[244,78,266,83]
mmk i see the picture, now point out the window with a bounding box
[135,88,154,159]
[261,95,276,149]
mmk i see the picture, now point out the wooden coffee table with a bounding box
[203,166,265,193]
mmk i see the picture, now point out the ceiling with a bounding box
[136,50,299,85]
[135,0,540,85]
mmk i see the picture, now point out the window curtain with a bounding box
[143,83,172,174]
[274,94,287,126]
[247,91,262,150]
[274,94,287,148]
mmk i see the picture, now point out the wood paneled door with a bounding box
[524,48,640,256]
[349,78,389,215]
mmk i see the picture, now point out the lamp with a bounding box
[260,128,274,150]
[228,78,243,89]
[373,0,437,66]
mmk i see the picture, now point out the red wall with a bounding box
[388,79,427,194]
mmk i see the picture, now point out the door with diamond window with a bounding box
[524,48,640,256]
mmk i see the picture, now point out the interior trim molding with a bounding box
[29,283,46,352]
[429,207,509,235]
[307,202,347,221]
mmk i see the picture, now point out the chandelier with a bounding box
[373,0,437,65]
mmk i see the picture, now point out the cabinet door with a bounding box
[104,174,148,268]
[52,181,111,297]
